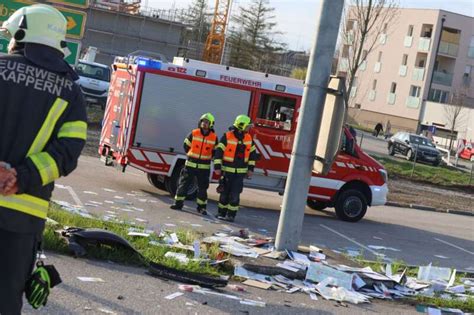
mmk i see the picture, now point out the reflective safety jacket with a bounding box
[183,128,218,169]
[0,46,87,234]
[214,128,258,174]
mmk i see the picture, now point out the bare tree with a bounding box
[445,90,468,150]
[340,0,399,105]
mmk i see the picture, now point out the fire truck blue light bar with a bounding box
[136,58,162,70]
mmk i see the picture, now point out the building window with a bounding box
[469,36,474,58]
[464,65,473,77]
[355,103,361,109]
[409,85,421,97]
[383,23,388,34]
[372,79,378,90]
[346,19,356,31]
[407,25,414,37]
[402,54,408,66]
[390,82,397,93]
[362,50,368,61]
[377,51,383,62]
[418,59,425,68]
[428,89,449,103]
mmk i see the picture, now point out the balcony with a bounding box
[369,90,376,101]
[387,93,396,105]
[433,70,453,86]
[359,60,367,71]
[380,34,387,45]
[374,62,382,73]
[339,58,349,71]
[399,65,408,77]
[438,41,459,58]
[345,31,354,45]
[412,67,425,81]
[468,47,474,58]
[404,36,413,48]
[418,37,431,52]
[406,96,421,108]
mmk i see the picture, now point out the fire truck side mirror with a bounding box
[313,76,347,176]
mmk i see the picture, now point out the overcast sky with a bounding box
[146,0,474,51]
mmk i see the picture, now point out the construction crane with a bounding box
[202,0,232,64]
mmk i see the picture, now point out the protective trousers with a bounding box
[174,166,210,209]
[0,228,39,315]
[217,173,245,219]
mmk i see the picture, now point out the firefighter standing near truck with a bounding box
[214,115,258,222]
[170,113,218,214]
[0,4,87,313]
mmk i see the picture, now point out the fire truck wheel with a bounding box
[335,189,367,222]
[147,173,166,191]
[164,165,198,200]
[306,199,327,211]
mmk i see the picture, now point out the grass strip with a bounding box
[44,202,227,277]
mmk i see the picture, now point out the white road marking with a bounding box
[320,224,392,261]
[66,186,83,207]
[434,238,474,255]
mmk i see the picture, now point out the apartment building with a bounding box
[339,8,474,140]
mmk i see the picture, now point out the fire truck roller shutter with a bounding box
[134,73,252,153]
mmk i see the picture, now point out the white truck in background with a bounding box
[75,47,111,109]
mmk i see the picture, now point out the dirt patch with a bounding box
[388,179,473,212]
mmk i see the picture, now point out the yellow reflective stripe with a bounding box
[193,136,204,141]
[214,159,222,165]
[199,154,212,160]
[223,156,234,162]
[236,168,248,174]
[248,161,256,166]
[58,121,87,140]
[203,139,215,144]
[222,166,235,173]
[27,98,68,156]
[218,203,228,209]
[187,152,201,158]
[228,205,239,211]
[184,138,192,146]
[29,152,59,185]
[250,145,256,152]
[0,194,48,219]
[227,140,238,145]
[216,143,226,150]
[175,196,186,201]
[185,161,197,168]
[243,141,252,145]
[185,160,211,169]
[197,199,207,205]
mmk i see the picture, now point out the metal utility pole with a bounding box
[275,0,344,251]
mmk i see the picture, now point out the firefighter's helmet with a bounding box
[199,113,215,128]
[233,115,252,131]
[0,4,67,54]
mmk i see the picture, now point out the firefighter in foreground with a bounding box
[170,113,218,214]
[214,115,258,222]
[0,4,87,313]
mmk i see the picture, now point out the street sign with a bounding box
[0,1,87,39]
[0,38,8,54]
[64,40,81,65]
[0,38,81,65]
[47,0,89,9]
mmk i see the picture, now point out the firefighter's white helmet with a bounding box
[0,4,67,54]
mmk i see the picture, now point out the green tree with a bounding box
[290,67,307,80]
[228,0,284,72]
[181,0,210,43]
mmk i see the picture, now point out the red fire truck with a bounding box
[99,53,388,222]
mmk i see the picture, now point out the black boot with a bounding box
[196,205,207,215]
[217,207,227,219]
[225,211,236,222]
[170,201,183,210]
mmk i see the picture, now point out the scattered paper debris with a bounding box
[165,223,177,227]
[97,308,116,314]
[104,200,114,204]
[103,188,116,192]
[193,241,201,259]
[243,279,272,290]
[306,263,353,290]
[418,264,452,282]
[127,231,150,237]
[165,252,189,264]
[165,292,184,300]
[77,277,105,282]
[372,236,383,240]
[135,218,148,223]
[434,255,449,259]
[310,293,318,300]
[83,191,98,195]
[190,224,203,227]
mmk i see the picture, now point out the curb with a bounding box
[386,201,474,217]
